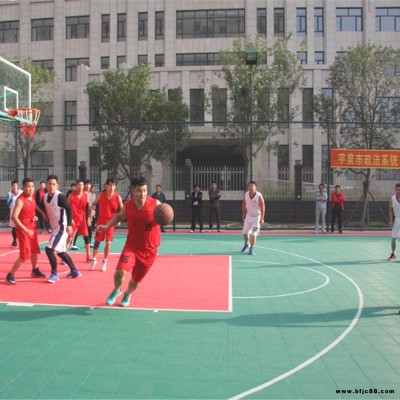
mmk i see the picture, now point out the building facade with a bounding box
[0,0,399,195]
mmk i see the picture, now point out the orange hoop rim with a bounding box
[8,108,41,137]
[8,108,41,125]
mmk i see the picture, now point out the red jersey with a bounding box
[125,197,160,251]
[97,191,120,223]
[16,193,37,230]
[69,191,89,223]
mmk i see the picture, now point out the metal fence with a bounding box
[1,120,400,205]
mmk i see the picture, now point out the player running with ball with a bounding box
[97,176,161,307]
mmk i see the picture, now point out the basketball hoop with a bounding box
[8,108,41,137]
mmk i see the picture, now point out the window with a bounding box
[297,51,307,65]
[138,55,148,64]
[117,56,126,67]
[65,101,77,131]
[89,147,100,167]
[277,88,289,127]
[190,89,204,126]
[336,8,362,31]
[101,14,110,42]
[212,88,227,126]
[31,18,53,41]
[31,151,53,167]
[274,8,285,36]
[321,88,334,121]
[117,13,126,41]
[302,88,314,128]
[89,99,99,131]
[138,12,148,40]
[65,58,89,82]
[278,145,289,181]
[302,145,313,167]
[168,88,181,102]
[257,8,266,34]
[155,11,164,39]
[65,150,77,166]
[39,102,53,131]
[297,8,307,36]
[32,59,54,70]
[176,9,245,39]
[376,8,400,32]
[0,151,14,167]
[0,21,19,43]
[66,16,90,39]
[314,8,324,36]
[155,54,164,67]
[101,56,109,69]
[315,51,324,65]
[176,53,221,66]
[302,145,314,183]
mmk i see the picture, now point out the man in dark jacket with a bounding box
[208,181,221,232]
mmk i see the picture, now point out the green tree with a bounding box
[1,57,55,177]
[314,43,400,224]
[85,64,190,181]
[211,35,305,183]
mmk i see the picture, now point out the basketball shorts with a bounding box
[47,227,68,253]
[71,218,89,237]
[392,219,400,239]
[15,229,40,261]
[242,217,261,237]
[95,226,115,242]
[116,247,158,283]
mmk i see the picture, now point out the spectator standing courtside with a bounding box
[330,185,345,233]
[152,184,167,232]
[208,181,221,232]
[387,183,400,261]
[190,184,204,233]
[314,183,327,234]
[6,180,22,247]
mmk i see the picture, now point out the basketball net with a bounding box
[8,108,41,137]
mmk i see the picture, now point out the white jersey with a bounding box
[8,189,23,227]
[43,190,67,229]
[43,190,69,252]
[244,191,262,221]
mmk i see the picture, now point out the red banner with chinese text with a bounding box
[330,149,400,169]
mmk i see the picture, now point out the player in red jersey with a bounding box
[67,179,91,261]
[89,178,123,272]
[6,178,47,284]
[97,176,161,307]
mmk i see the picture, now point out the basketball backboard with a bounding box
[0,55,31,124]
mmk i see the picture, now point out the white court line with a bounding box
[167,235,364,399]
[233,265,330,299]
[229,247,364,400]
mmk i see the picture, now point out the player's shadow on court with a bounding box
[176,306,399,328]
[0,307,92,322]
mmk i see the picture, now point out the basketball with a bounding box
[154,203,174,226]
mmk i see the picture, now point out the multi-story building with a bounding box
[0,0,399,195]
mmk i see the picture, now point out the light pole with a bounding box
[245,47,258,182]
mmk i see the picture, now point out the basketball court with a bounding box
[0,230,399,399]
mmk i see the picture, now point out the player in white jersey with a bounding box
[6,180,23,246]
[241,181,265,255]
[40,175,81,282]
[387,183,400,261]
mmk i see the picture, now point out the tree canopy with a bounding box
[212,35,305,183]
[314,43,400,223]
[85,63,190,181]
